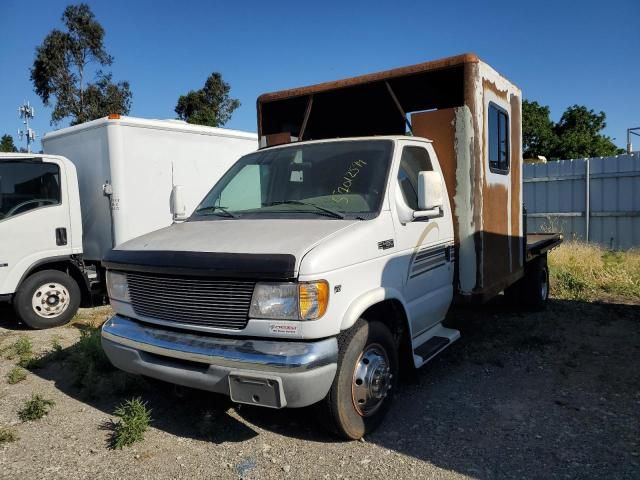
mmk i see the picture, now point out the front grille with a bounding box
[126,272,255,330]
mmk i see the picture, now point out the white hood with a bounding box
[115,218,358,271]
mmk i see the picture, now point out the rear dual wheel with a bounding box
[320,319,398,440]
[505,254,549,311]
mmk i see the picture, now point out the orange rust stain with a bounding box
[266,132,292,147]
[258,53,479,104]
[479,77,516,293]
[411,108,458,240]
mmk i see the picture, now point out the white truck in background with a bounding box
[100,55,562,439]
[0,116,257,328]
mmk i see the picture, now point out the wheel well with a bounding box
[360,300,414,371]
[21,260,90,305]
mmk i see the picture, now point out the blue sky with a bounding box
[0,0,637,151]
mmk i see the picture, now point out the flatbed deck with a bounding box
[526,233,563,261]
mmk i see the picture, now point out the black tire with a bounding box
[319,319,398,440]
[523,255,549,311]
[505,255,549,311]
[13,270,80,329]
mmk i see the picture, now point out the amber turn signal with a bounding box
[298,281,329,320]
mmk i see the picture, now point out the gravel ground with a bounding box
[0,297,638,480]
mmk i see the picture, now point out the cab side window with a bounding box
[488,103,510,174]
[0,162,61,221]
[397,146,433,210]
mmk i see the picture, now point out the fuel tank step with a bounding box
[412,324,460,368]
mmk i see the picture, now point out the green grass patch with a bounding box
[0,427,18,444]
[3,336,35,368]
[110,397,152,449]
[51,335,64,355]
[549,242,640,301]
[6,366,27,384]
[18,394,55,422]
[68,327,131,397]
[32,325,141,398]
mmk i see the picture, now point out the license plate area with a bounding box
[228,372,286,409]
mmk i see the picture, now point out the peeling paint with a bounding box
[454,106,476,294]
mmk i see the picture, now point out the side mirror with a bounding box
[170,185,187,222]
[414,171,443,219]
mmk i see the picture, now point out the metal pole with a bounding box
[385,81,413,135]
[585,158,590,243]
[628,127,640,154]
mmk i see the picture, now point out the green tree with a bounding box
[175,72,240,127]
[31,3,132,126]
[522,100,558,159]
[0,134,17,152]
[523,101,624,160]
[552,105,623,159]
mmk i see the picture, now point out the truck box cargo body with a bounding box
[100,54,562,439]
[42,116,258,262]
[1,117,257,328]
[257,53,524,300]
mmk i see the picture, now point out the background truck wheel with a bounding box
[320,319,398,440]
[505,255,549,311]
[13,270,80,329]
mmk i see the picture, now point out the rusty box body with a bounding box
[257,53,523,301]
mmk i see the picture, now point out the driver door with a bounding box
[391,142,454,338]
[0,158,72,295]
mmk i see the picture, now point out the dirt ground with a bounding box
[0,296,638,480]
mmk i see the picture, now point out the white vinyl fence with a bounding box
[523,152,640,250]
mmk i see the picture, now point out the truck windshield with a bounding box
[0,161,61,221]
[193,140,393,220]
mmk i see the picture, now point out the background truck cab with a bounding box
[0,117,256,328]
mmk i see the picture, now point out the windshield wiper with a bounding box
[267,200,345,219]
[193,205,238,218]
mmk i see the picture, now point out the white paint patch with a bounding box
[454,106,476,294]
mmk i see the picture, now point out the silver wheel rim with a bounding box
[351,343,392,417]
[541,268,549,300]
[31,282,70,318]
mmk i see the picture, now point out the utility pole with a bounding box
[17,101,36,153]
[627,127,640,154]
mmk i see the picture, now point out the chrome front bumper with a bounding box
[101,315,338,408]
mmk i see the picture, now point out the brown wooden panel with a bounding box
[266,132,292,147]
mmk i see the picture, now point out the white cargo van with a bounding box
[100,55,561,439]
[0,116,256,328]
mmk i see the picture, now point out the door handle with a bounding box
[56,228,67,246]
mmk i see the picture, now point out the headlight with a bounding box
[106,271,130,303]
[249,281,329,321]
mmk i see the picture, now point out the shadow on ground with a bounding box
[0,304,30,331]
[15,297,640,478]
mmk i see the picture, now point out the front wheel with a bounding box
[13,270,81,329]
[320,319,398,440]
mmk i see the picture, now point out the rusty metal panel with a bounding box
[464,60,524,298]
[411,109,457,223]
[258,53,479,105]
